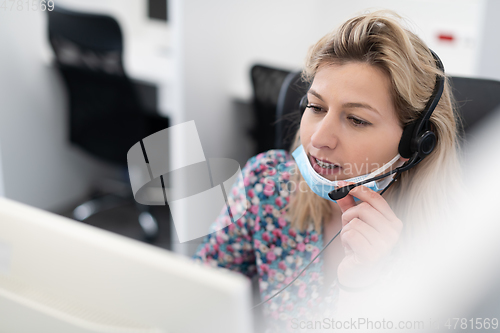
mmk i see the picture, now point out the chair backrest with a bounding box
[250,64,292,154]
[275,73,500,151]
[48,7,124,75]
[275,71,308,150]
[47,7,160,166]
[449,76,500,134]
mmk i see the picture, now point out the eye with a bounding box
[347,116,371,127]
[306,104,325,113]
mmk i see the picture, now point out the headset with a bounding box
[252,50,445,309]
[298,49,445,200]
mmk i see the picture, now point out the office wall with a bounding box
[477,0,500,81]
[0,8,114,211]
[179,0,487,102]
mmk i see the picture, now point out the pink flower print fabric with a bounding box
[193,150,339,332]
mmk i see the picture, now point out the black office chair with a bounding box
[275,71,308,150]
[47,7,169,242]
[250,64,293,154]
[449,76,500,134]
[275,72,500,151]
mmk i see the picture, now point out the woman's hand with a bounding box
[335,181,403,289]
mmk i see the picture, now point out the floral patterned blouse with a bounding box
[193,149,339,332]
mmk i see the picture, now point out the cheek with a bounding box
[385,127,404,156]
[347,139,380,163]
[348,130,402,166]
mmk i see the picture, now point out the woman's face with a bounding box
[300,62,406,181]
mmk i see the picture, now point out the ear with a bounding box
[399,156,409,162]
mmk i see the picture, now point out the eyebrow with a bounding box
[307,89,381,116]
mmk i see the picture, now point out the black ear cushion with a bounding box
[398,122,417,158]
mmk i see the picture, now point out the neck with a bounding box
[327,200,343,226]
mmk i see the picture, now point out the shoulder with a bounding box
[242,149,295,189]
[240,150,295,223]
[244,149,293,170]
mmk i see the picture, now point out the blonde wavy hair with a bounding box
[286,10,463,244]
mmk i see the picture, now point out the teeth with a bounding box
[315,158,338,169]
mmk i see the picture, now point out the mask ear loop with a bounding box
[378,156,409,196]
[379,170,403,196]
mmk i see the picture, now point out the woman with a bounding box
[193,10,461,332]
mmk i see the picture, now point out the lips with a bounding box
[312,156,340,167]
[309,154,342,176]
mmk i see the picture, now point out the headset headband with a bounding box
[397,49,445,161]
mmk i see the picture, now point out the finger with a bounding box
[336,181,357,215]
[342,217,387,249]
[340,224,379,263]
[342,202,399,236]
[347,184,398,221]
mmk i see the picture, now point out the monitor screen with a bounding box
[0,197,253,333]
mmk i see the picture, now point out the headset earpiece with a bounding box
[415,130,436,157]
[398,120,437,159]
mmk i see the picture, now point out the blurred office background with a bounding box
[1,0,500,256]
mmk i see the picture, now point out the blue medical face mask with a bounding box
[292,145,401,202]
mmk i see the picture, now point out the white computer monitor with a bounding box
[0,197,253,333]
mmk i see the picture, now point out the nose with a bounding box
[310,113,339,150]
